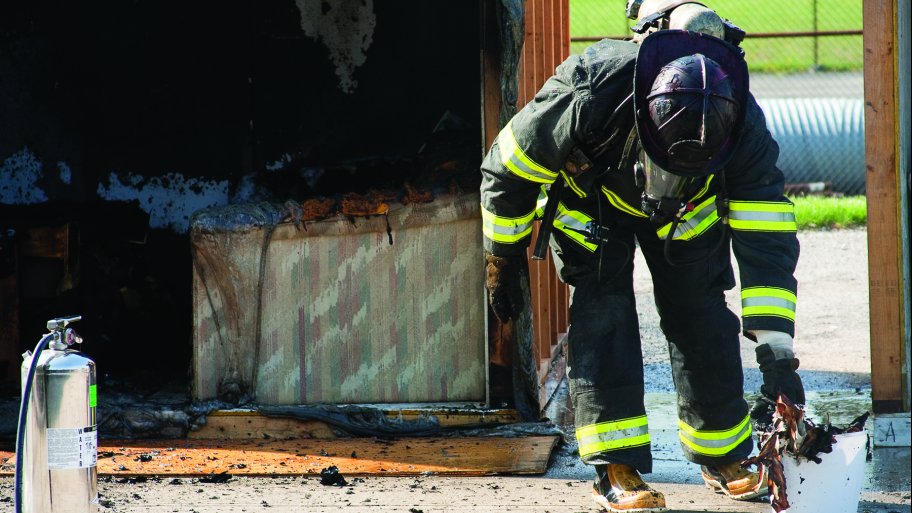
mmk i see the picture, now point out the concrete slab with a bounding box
[2,389,906,512]
[2,473,907,512]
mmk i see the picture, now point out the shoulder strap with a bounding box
[715,167,730,221]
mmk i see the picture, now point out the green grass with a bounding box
[569,0,863,72]
[791,195,867,230]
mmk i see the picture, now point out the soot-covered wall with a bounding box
[0,0,482,381]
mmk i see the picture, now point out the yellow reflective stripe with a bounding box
[498,121,559,184]
[481,204,535,244]
[560,171,588,198]
[577,416,650,457]
[731,201,795,213]
[728,200,797,232]
[554,205,598,252]
[742,287,797,321]
[678,415,752,456]
[689,174,714,202]
[602,187,648,218]
[533,187,598,252]
[535,186,548,216]
[656,196,719,240]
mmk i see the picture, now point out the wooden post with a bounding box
[485,0,572,412]
[482,0,503,151]
[863,0,906,414]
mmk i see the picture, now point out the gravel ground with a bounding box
[634,227,872,393]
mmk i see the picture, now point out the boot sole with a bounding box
[592,493,668,513]
[702,476,769,501]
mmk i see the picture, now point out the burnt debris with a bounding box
[742,394,870,512]
[319,465,349,487]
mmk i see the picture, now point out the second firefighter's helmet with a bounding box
[628,0,726,41]
[634,30,749,177]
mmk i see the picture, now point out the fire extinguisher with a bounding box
[15,315,98,513]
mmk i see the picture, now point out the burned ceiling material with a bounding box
[294,0,377,94]
[243,109,480,232]
[1,1,486,230]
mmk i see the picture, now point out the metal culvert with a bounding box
[757,98,865,195]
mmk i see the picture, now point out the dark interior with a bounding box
[0,1,483,389]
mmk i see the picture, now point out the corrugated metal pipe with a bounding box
[757,98,865,195]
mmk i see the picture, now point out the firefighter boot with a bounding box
[701,461,769,500]
[592,464,667,512]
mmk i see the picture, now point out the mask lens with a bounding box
[641,152,693,200]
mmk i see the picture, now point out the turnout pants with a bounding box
[551,204,752,473]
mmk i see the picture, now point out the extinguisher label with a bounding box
[47,425,98,469]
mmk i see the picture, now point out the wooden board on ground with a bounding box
[188,409,521,440]
[0,436,558,477]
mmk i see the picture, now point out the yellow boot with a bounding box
[592,464,667,512]
[701,461,769,500]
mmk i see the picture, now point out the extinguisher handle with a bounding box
[46,315,82,332]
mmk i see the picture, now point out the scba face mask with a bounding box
[635,150,701,225]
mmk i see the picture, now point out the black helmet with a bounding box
[634,30,748,177]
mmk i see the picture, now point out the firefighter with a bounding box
[480,5,804,513]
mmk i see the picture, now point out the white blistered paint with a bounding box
[0,148,50,204]
[96,172,233,233]
[2,147,263,233]
[295,0,376,94]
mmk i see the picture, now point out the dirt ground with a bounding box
[1,228,909,513]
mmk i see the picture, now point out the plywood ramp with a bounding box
[188,409,521,440]
[0,436,559,477]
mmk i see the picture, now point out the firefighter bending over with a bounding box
[480,3,805,511]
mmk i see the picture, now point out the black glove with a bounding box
[750,343,806,431]
[484,252,526,323]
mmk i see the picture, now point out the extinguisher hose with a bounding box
[14,333,53,513]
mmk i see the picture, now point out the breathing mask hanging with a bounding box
[635,150,700,225]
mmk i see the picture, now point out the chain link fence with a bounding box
[569,0,866,194]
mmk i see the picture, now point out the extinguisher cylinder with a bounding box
[21,346,98,513]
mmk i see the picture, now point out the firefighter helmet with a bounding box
[629,0,726,41]
[634,30,749,177]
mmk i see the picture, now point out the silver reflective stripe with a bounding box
[576,416,651,456]
[728,201,797,232]
[730,210,796,224]
[679,426,748,449]
[678,416,752,456]
[741,287,797,321]
[498,122,559,184]
[556,211,587,233]
[481,205,535,244]
[742,296,796,311]
[552,204,598,252]
[669,201,719,240]
[656,196,718,240]
[577,424,649,450]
